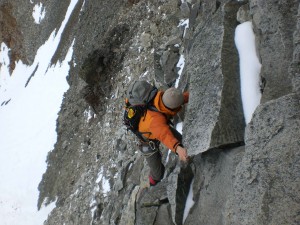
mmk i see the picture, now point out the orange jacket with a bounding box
[138,91,189,152]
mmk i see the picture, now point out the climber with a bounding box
[125,80,189,186]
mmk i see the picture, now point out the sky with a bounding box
[0,1,261,224]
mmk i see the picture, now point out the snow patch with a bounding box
[90,167,111,221]
[89,198,98,225]
[183,179,195,223]
[81,0,86,12]
[175,55,185,88]
[178,19,189,38]
[176,122,183,134]
[32,3,46,24]
[235,21,262,123]
[84,107,93,121]
[165,149,172,164]
[128,162,133,170]
[95,167,111,195]
[0,0,79,224]
[140,70,149,78]
[102,177,110,195]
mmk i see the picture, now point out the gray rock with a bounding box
[119,186,140,225]
[184,146,245,225]
[115,138,127,152]
[154,204,174,225]
[229,93,300,225]
[160,48,180,85]
[290,4,300,94]
[150,22,159,35]
[167,165,181,224]
[140,32,152,49]
[189,1,200,30]
[165,37,182,48]
[237,3,251,23]
[167,163,194,225]
[136,181,169,225]
[184,1,245,155]
[250,0,299,102]
[180,2,190,18]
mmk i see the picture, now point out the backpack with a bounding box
[123,81,158,142]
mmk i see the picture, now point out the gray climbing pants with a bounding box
[139,127,182,181]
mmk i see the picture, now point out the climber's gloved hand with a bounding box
[176,145,189,162]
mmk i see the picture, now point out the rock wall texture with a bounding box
[1,0,299,224]
[184,1,246,155]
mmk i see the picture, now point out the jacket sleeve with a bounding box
[149,112,180,152]
[183,92,189,104]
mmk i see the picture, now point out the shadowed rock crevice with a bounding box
[79,23,131,85]
[78,23,131,114]
[173,165,194,225]
[210,1,246,148]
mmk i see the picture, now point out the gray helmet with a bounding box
[162,87,184,109]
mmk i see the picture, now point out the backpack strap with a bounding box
[137,105,161,142]
[147,105,159,112]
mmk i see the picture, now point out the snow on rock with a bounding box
[95,167,111,196]
[32,3,46,24]
[175,54,185,88]
[84,107,93,121]
[183,179,195,223]
[235,21,262,124]
[178,19,189,38]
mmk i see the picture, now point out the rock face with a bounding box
[1,0,299,224]
[184,1,246,155]
[185,146,245,225]
[0,0,71,69]
[251,0,299,102]
[229,93,300,225]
